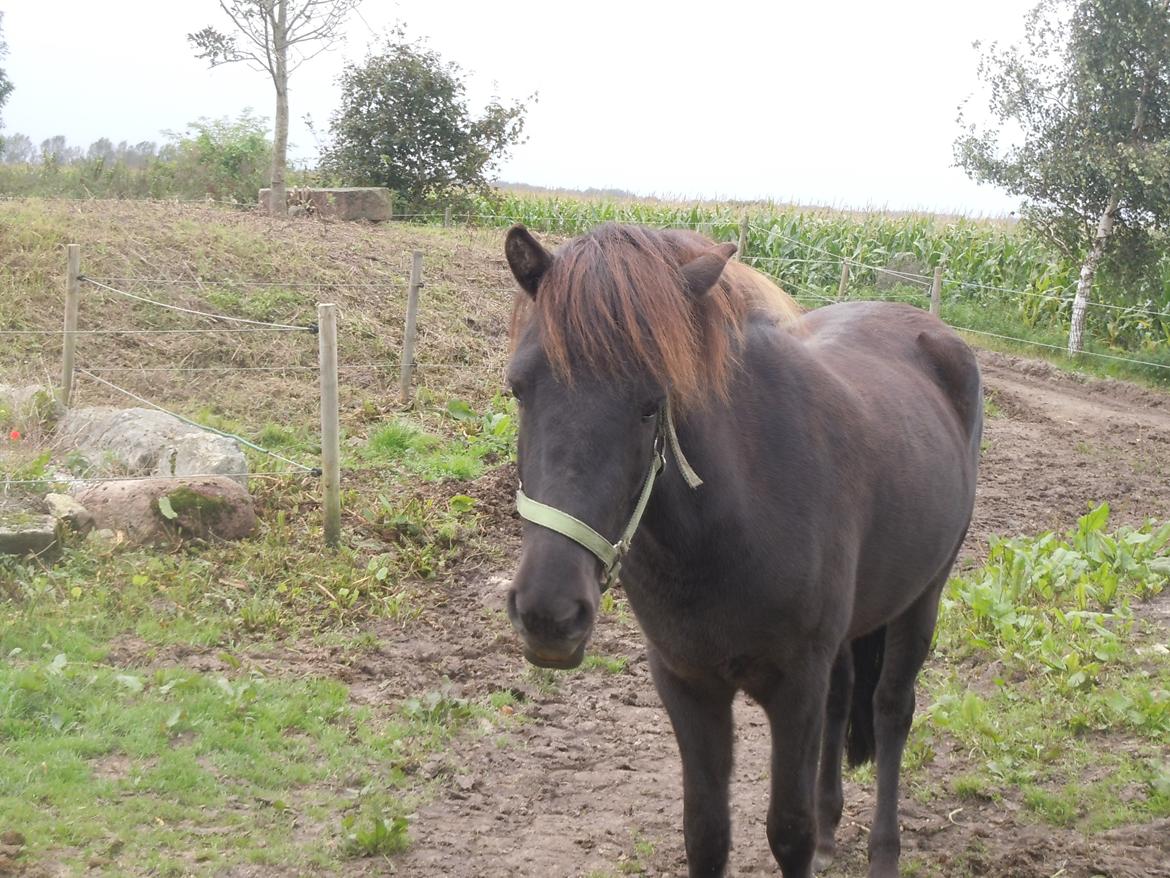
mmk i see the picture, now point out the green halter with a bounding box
[514,402,702,592]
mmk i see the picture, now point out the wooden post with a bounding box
[737,212,749,259]
[60,244,81,406]
[837,261,850,302]
[387,192,395,221]
[318,303,342,549]
[443,205,452,228]
[399,250,424,403]
[930,265,943,317]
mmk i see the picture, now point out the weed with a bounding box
[578,654,628,675]
[340,813,410,857]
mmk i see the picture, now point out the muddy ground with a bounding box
[364,349,1170,878]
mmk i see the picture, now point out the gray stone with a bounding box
[56,407,249,485]
[43,493,95,537]
[259,187,393,221]
[73,476,257,546]
[0,512,59,557]
[874,253,931,291]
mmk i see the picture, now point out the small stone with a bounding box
[43,493,95,537]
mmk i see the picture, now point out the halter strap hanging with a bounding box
[515,401,701,591]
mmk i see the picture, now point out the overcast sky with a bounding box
[2,0,1034,214]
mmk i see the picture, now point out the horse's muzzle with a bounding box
[506,584,594,670]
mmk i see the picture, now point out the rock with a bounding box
[56,407,249,485]
[259,187,394,221]
[874,253,931,291]
[0,512,59,557]
[43,493,95,537]
[73,477,257,546]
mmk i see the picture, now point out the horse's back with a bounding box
[801,301,982,450]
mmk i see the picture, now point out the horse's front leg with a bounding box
[647,648,736,878]
[757,655,833,878]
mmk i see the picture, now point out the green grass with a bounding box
[0,649,505,874]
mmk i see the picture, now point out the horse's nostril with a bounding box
[573,599,592,632]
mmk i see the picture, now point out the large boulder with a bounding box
[258,187,393,222]
[56,407,248,484]
[72,477,257,546]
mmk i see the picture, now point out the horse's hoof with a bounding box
[812,845,835,873]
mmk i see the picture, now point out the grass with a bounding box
[0,647,505,874]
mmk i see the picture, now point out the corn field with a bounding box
[450,192,1170,380]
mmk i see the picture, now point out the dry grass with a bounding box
[0,198,520,436]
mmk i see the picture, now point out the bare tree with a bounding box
[189,0,361,215]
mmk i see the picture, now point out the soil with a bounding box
[375,348,1170,878]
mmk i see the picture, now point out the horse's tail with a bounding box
[846,626,886,767]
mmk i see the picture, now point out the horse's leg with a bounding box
[814,645,853,870]
[867,585,943,878]
[648,648,736,878]
[758,656,832,878]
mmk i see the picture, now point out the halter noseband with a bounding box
[514,402,702,592]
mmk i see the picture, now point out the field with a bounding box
[1,199,1169,877]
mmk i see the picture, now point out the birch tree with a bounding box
[955,0,1170,354]
[189,0,361,216]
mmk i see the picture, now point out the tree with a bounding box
[955,0,1170,353]
[188,0,361,215]
[162,113,273,202]
[321,33,531,207]
[0,13,14,152]
[2,132,32,163]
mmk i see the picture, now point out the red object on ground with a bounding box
[8,430,20,441]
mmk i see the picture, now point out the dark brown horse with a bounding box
[503,223,981,878]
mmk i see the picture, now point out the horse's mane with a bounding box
[511,223,802,409]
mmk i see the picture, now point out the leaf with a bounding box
[445,399,476,421]
[448,494,477,514]
[115,674,144,693]
[47,653,67,675]
[157,496,178,520]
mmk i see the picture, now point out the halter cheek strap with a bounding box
[514,401,701,592]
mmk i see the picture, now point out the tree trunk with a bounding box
[1067,191,1118,354]
[269,0,289,217]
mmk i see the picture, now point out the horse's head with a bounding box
[503,224,737,668]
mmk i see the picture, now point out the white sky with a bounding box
[2,0,1032,214]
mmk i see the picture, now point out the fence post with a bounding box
[387,192,395,221]
[930,265,943,317]
[318,303,342,549]
[737,212,749,259]
[399,250,424,403]
[443,205,452,228]
[837,261,850,302]
[60,244,81,407]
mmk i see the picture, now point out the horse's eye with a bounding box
[641,402,661,421]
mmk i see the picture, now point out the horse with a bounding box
[502,222,981,878]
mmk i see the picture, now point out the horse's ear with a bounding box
[505,225,553,298]
[680,243,737,298]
